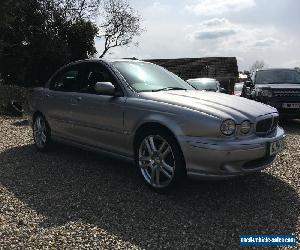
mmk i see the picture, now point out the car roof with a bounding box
[71,58,148,64]
[257,68,297,72]
[59,58,152,71]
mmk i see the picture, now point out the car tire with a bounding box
[135,128,186,192]
[33,114,52,152]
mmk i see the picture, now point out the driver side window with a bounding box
[50,66,81,92]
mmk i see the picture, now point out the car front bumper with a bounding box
[261,99,300,119]
[178,127,285,179]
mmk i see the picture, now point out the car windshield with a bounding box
[256,70,300,84]
[187,79,218,91]
[112,61,193,92]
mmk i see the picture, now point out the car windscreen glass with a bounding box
[112,61,193,92]
[188,80,218,91]
[256,70,300,84]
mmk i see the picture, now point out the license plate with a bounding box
[269,138,285,156]
[282,103,300,109]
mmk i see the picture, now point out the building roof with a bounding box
[146,57,238,80]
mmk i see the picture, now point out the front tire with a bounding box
[135,128,186,192]
[33,114,51,152]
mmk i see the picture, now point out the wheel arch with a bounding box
[133,122,184,157]
[32,110,44,121]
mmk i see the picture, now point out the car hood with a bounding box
[256,83,300,89]
[139,90,277,122]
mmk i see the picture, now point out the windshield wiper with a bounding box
[151,87,187,92]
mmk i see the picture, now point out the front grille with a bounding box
[273,89,300,97]
[256,116,279,135]
[256,118,272,133]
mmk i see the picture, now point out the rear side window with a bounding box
[50,67,81,92]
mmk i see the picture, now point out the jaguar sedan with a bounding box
[29,59,285,191]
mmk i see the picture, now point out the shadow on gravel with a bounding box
[280,119,300,135]
[0,144,299,249]
[12,119,30,127]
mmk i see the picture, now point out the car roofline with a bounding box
[256,68,298,72]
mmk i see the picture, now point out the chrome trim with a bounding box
[273,89,300,97]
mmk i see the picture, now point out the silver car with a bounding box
[29,59,285,191]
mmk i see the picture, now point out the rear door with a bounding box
[44,64,85,139]
[68,62,127,154]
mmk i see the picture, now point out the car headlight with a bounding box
[220,119,236,136]
[240,120,251,134]
[258,89,273,98]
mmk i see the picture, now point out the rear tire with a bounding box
[135,128,186,192]
[33,114,51,152]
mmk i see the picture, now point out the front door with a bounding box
[69,62,127,154]
[45,65,85,140]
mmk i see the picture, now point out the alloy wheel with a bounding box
[138,135,175,188]
[33,116,47,149]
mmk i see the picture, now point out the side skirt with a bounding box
[52,135,135,164]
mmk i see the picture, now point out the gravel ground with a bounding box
[0,116,299,249]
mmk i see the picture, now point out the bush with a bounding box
[0,85,31,116]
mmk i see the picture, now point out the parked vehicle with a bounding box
[248,68,300,119]
[29,59,285,191]
[233,82,245,96]
[233,82,252,98]
[186,78,226,93]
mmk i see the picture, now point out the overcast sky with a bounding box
[95,0,300,70]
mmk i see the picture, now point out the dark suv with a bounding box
[247,68,300,119]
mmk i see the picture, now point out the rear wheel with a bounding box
[135,128,186,192]
[33,114,51,152]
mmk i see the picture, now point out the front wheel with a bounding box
[33,114,51,152]
[135,129,186,192]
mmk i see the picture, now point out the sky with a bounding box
[95,0,300,71]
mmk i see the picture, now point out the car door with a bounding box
[68,62,127,154]
[44,64,85,140]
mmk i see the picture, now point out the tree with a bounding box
[56,0,144,57]
[98,0,144,58]
[0,0,144,86]
[0,0,98,86]
[250,60,265,72]
[55,0,101,19]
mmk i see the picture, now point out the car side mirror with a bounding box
[245,80,252,87]
[94,82,116,95]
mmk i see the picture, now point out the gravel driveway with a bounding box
[0,116,299,249]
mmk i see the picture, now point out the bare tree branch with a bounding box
[250,60,265,72]
[97,0,144,58]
